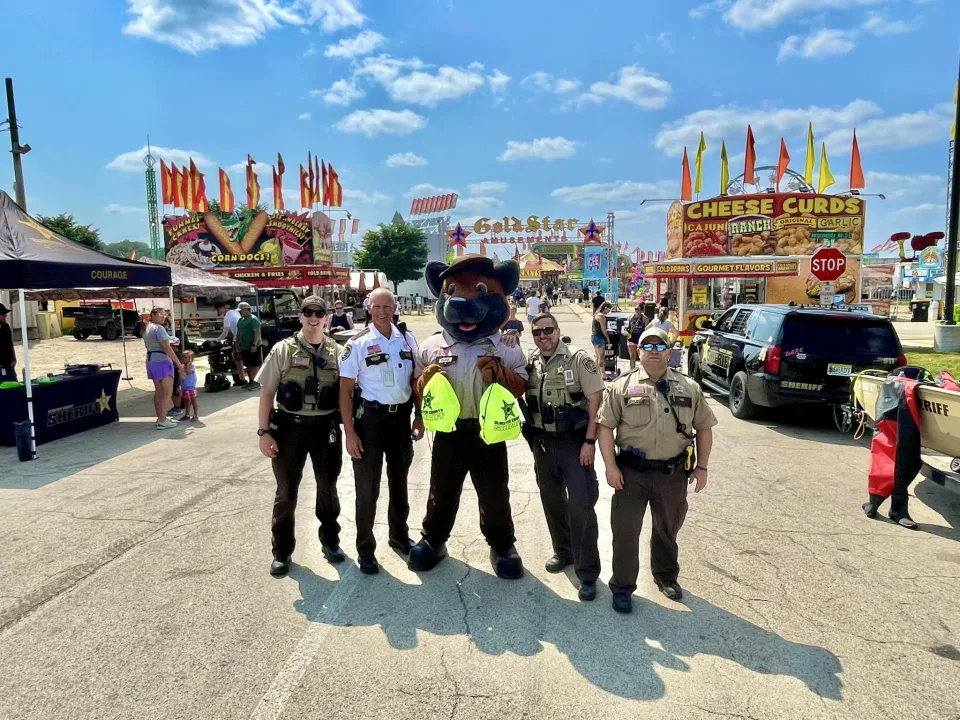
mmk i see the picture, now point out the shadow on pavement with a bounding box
[0,386,256,490]
[733,403,869,449]
[914,478,960,541]
[289,558,843,702]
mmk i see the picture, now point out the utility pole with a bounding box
[945,50,960,327]
[5,77,29,210]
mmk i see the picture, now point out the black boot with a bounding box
[888,509,918,529]
[270,556,291,576]
[358,554,380,574]
[491,545,524,580]
[388,537,416,556]
[545,554,572,573]
[656,579,684,601]
[862,493,885,519]
[408,539,448,571]
[322,545,346,564]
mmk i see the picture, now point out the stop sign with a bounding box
[810,246,847,282]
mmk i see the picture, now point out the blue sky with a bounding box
[0,0,956,256]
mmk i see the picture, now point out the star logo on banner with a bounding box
[447,223,471,248]
[97,389,112,413]
[579,219,604,244]
[18,216,83,253]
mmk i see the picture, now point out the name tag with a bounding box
[293,356,310,367]
[437,355,457,367]
[564,369,575,385]
[669,395,693,407]
[626,396,649,407]
[365,353,388,367]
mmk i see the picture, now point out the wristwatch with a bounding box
[584,438,597,446]
[257,428,270,437]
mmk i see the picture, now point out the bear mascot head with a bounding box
[425,255,520,343]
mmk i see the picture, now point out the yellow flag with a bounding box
[952,81,958,141]
[804,123,815,186]
[720,141,729,195]
[694,132,707,194]
[818,142,835,194]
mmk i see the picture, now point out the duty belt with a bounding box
[275,410,336,427]
[361,398,412,414]
[615,447,687,474]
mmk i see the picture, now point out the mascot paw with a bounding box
[416,364,446,396]
[490,545,524,580]
[408,540,449,571]
[476,356,505,385]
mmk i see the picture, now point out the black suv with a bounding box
[687,304,905,421]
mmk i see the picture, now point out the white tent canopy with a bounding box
[349,271,388,291]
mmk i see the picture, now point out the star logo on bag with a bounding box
[502,400,517,420]
[422,391,434,410]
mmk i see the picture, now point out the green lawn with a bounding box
[905,348,960,378]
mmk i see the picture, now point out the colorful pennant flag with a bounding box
[776,138,791,192]
[338,219,347,241]
[351,218,360,234]
[171,165,183,208]
[327,163,343,207]
[307,152,315,206]
[804,123,815,187]
[313,155,321,204]
[219,169,235,213]
[277,153,285,176]
[300,165,311,209]
[850,129,865,190]
[818,142,835,194]
[681,148,692,202]
[694,132,707,195]
[160,160,173,205]
[744,125,757,185]
[321,160,328,206]
[720,141,729,195]
[246,155,260,209]
[191,159,207,212]
[272,166,284,211]
[180,165,193,212]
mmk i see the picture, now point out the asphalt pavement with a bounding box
[2,302,960,719]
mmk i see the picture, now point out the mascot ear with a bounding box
[426,261,448,297]
[495,260,520,295]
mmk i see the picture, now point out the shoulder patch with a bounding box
[583,358,599,374]
[340,343,352,361]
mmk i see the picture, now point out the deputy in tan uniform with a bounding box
[256,296,344,577]
[519,312,605,601]
[596,326,716,613]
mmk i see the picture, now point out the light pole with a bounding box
[944,49,960,330]
[4,77,30,210]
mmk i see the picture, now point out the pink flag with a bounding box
[351,218,360,234]
[338,218,346,240]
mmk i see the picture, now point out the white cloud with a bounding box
[690,0,731,18]
[317,78,365,106]
[487,69,511,102]
[106,145,214,172]
[778,28,856,61]
[723,0,894,30]
[303,43,316,57]
[654,99,882,156]
[498,136,579,162]
[324,29,385,58]
[862,12,914,34]
[355,54,427,84]
[577,65,672,110]
[104,204,144,216]
[467,181,507,195]
[891,203,946,216]
[385,152,428,168]
[386,65,485,106]
[406,183,457,198]
[521,72,580,94]
[122,0,364,53]
[298,112,311,120]
[457,196,504,212]
[226,161,248,173]
[859,171,941,199]
[342,188,392,204]
[335,109,426,137]
[656,32,673,53]
[550,180,675,205]
[822,104,953,150]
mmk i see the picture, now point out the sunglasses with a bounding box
[641,342,669,352]
[301,308,326,317]
[531,327,557,337]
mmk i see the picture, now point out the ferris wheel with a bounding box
[723,165,815,196]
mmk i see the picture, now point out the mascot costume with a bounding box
[409,255,529,579]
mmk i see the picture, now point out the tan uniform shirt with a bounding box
[526,341,605,430]
[596,367,717,459]
[416,331,528,419]
[256,331,341,417]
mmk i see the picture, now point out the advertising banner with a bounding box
[671,193,865,258]
[311,211,334,265]
[583,246,607,282]
[164,210,316,270]
[209,265,350,287]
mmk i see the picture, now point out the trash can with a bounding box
[14,421,35,462]
[910,299,930,322]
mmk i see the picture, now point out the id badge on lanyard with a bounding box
[381,364,396,387]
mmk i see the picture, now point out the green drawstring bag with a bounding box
[479,382,522,445]
[421,372,460,433]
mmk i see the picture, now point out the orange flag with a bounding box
[277,153,285,176]
[744,125,757,185]
[328,163,343,207]
[171,165,183,208]
[680,148,692,202]
[307,152,315,206]
[313,154,321,204]
[300,165,311,208]
[219,169,235,213]
[321,160,329,205]
[159,160,173,205]
[181,165,194,212]
[273,166,284,211]
[776,138,791,191]
[850,129,865,190]
[191,159,207,212]
[246,155,260,209]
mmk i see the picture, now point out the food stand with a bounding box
[649,192,865,343]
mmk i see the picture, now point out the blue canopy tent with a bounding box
[0,190,172,458]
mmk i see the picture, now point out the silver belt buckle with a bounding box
[388,403,399,413]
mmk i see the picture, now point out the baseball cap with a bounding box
[0,303,8,315]
[300,295,327,312]
[237,301,252,311]
[638,327,669,345]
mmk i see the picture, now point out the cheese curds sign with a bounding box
[666,193,865,259]
[473,216,579,235]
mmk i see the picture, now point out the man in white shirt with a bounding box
[526,292,543,322]
[650,307,677,342]
[215,302,245,385]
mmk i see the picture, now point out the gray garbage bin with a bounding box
[910,299,930,322]
[14,421,35,462]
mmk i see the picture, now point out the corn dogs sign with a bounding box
[162,210,316,269]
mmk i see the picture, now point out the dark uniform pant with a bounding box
[271,415,343,558]
[353,405,415,554]
[422,421,515,552]
[609,464,688,595]
[532,436,600,582]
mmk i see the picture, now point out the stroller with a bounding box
[201,340,239,392]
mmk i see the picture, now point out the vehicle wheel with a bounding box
[100,322,119,341]
[72,327,90,341]
[729,371,756,420]
[831,404,854,434]
[689,351,703,386]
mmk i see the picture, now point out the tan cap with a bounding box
[638,327,669,345]
[300,295,327,311]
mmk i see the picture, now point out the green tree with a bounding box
[36,213,103,250]
[104,240,152,259]
[353,220,429,292]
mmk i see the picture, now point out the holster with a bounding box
[616,446,689,474]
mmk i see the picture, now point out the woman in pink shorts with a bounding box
[143,308,183,430]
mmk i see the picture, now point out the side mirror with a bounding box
[701,319,714,330]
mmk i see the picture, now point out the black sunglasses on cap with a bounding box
[641,342,669,352]
[301,307,326,317]
[531,327,557,337]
